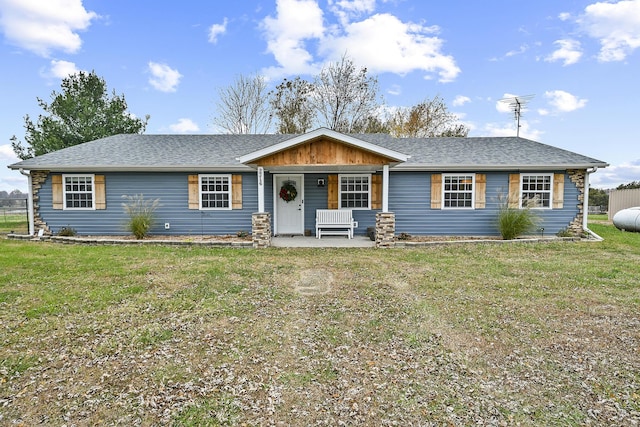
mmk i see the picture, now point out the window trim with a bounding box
[199,174,232,211]
[62,174,95,211]
[338,173,371,210]
[442,173,476,209]
[520,173,553,209]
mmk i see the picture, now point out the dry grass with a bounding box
[1,223,639,426]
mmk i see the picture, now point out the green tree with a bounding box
[270,77,314,134]
[616,181,640,190]
[589,188,609,208]
[11,71,149,160]
[387,95,469,138]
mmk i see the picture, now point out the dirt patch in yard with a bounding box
[293,269,334,295]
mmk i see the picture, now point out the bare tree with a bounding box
[270,77,314,134]
[309,55,383,133]
[213,74,272,134]
[387,95,469,138]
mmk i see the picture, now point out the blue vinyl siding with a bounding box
[37,170,581,237]
[391,171,580,236]
[39,172,257,236]
[298,173,378,236]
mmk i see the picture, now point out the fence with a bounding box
[0,198,28,234]
[608,188,640,220]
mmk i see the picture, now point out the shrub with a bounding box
[556,227,574,237]
[121,194,160,239]
[57,226,77,236]
[496,198,540,240]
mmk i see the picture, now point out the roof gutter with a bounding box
[392,163,609,171]
[583,166,603,241]
[18,169,34,235]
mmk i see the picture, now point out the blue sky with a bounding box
[1,0,639,193]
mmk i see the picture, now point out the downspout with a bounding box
[583,167,603,241]
[18,168,34,235]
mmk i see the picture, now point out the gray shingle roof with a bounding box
[8,132,608,172]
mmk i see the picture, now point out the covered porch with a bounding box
[238,129,408,248]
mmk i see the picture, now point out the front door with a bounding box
[275,174,304,235]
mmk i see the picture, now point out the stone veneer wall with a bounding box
[252,212,272,248]
[375,212,395,248]
[567,169,586,235]
[30,170,50,235]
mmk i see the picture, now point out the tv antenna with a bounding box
[499,94,534,137]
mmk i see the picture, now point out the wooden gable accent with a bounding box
[255,138,392,167]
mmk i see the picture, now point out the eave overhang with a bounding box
[8,164,255,172]
[391,162,610,171]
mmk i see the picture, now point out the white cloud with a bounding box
[590,159,640,188]
[544,90,587,112]
[47,59,80,78]
[578,0,640,62]
[505,44,529,57]
[0,144,18,162]
[545,39,583,66]
[325,13,460,82]
[0,0,97,57]
[260,0,325,77]
[330,0,376,25]
[558,12,572,21]
[208,18,228,44]
[495,93,519,113]
[452,95,471,107]
[387,84,401,96]
[169,118,200,133]
[148,62,182,92]
[260,0,460,83]
[485,120,542,140]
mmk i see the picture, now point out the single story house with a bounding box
[8,128,608,247]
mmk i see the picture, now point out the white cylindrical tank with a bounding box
[613,207,640,232]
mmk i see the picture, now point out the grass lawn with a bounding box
[0,213,28,234]
[588,213,609,222]
[1,223,639,425]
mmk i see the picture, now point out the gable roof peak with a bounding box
[237,128,409,165]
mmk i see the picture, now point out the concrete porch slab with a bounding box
[271,235,375,248]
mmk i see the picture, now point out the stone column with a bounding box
[375,212,395,248]
[30,170,51,235]
[252,212,272,248]
[568,170,586,235]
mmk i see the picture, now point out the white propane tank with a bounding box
[613,207,640,232]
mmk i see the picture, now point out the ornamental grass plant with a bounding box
[121,194,160,239]
[496,197,540,240]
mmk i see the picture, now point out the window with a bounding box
[63,174,94,209]
[200,174,231,209]
[339,174,370,209]
[521,174,552,208]
[443,174,474,208]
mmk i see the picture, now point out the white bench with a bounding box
[316,209,357,239]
